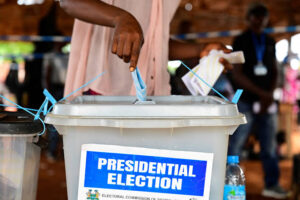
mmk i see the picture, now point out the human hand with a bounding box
[111,12,144,72]
[200,42,233,72]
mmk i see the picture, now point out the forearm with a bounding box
[60,0,128,27]
[169,39,204,60]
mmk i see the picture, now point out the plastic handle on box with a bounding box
[43,89,57,105]
[232,89,243,104]
[34,89,57,120]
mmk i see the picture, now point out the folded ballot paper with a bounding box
[182,50,245,96]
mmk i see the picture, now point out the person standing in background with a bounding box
[59,0,232,98]
[26,3,59,109]
[42,38,68,161]
[228,3,289,198]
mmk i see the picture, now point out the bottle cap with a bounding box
[227,156,239,164]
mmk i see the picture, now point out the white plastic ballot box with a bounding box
[45,96,246,200]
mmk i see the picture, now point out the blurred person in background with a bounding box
[0,60,17,111]
[5,60,25,106]
[228,2,289,198]
[59,0,232,98]
[26,3,59,109]
[42,37,69,161]
[42,38,68,100]
[170,20,198,95]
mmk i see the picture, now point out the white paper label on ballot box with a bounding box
[78,144,214,200]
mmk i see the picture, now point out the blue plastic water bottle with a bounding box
[223,156,246,200]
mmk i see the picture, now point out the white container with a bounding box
[45,96,246,200]
[0,111,41,200]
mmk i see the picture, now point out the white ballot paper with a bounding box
[182,50,245,96]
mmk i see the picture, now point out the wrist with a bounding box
[113,12,123,27]
[113,11,133,27]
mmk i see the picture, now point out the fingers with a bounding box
[112,34,133,63]
[111,36,118,54]
[200,49,209,58]
[219,57,233,73]
[123,39,132,63]
[200,43,222,58]
[130,40,141,72]
[200,42,232,58]
[223,48,232,54]
[117,36,125,58]
[111,33,143,72]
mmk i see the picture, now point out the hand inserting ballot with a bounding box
[200,42,233,73]
[111,12,144,72]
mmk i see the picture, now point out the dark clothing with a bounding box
[230,30,276,103]
[229,30,280,188]
[228,101,279,187]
